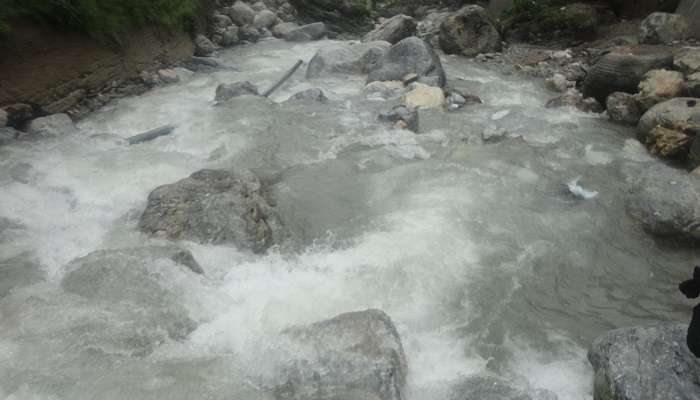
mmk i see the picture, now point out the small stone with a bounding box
[402,73,419,86]
[158,69,180,84]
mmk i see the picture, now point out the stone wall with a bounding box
[0,21,194,115]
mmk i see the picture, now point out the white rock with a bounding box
[403,83,445,109]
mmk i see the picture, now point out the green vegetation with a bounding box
[501,0,599,39]
[0,0,203,44]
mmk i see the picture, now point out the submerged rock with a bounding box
[276,309,407,400]
[26,113,76,138]
[306,41,391,78]
[0,127,18,146]
[639,12,689,44]
[272,22,300,38]
[215,81,260,102]
[582,45,673,105]
[589,323,700,400]
[363,80,406,100]
[284,22,327,42]
[139,169,282,253]
[363,14,417,45]
[627,163,700,243]
[367,36,446,88]
[286,88,328,103]
[439,5,501,57]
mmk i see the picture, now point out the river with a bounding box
[0,38,697,400]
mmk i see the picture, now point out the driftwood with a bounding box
[127,125,176,145]
[262,60,304,97]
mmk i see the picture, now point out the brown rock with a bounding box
[646,125,694,158]
[636,69,685,111]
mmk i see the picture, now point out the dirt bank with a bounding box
[0,21,193,117]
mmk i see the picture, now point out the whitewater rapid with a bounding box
[0,38,697,400]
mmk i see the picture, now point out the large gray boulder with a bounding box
[138,169,283,253]
[439,5,501,57]
[284,22,327,42]
[277,309,407,400]
[254,9,277,29]
[366,36,446,88]
[637,97,700,143]
[306,41,391,78]
[639,12,689,44]
[272,22,300,38]
[214,81,260,102]
[61,247,201,356]
[26,113,76,138]
[194,34,217,56]
[626,163,700,242]
[589,324,700,400]
[582,45,673,105]
[227,1,256,26]
[363,14,417,45]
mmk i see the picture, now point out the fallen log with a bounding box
[262,59,304,97]
[127,125,176,145]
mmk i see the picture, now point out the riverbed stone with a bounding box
[674,48,700,75]
[286,88,328,103]
[439,5,501,57]
[306,41,391,78]
[378,105,419,132]
[239,25,261,42]
[284,22,327,42]
[363,80,406,100]
[272,22,300,38]
[636,69,685,111]
[582,45,673,105]
[254,10,277,29]
[545,90,603,113]
[157,69,180,84]
[227,1,256,26]
[367,36,446,88]
[627,163,700,242]
[139,169,282,253]
[277,309,407,400]
[589,323,700,400]
[607,92,642,125]
[26,113,76,138]
[638,97,700,143]
[363,14,417,45]
[403,83,445,110]
[194,34,217,57]
[639,12,689,44]
[215,81,260,102]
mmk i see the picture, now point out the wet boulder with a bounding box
[439,5,501,58]
[636,69,685,111]
[363,14,417,45]
[194,34,217,57]
[403,83,445,110]
[215,81,260,102]
[367,37,446,88]
[226,1,256,26]
[286,88,328,103]
[272,22,300,38]
[306,41,391,78]
[639,12,689,44]
[139,169,282,253]
[627,163,700,243]
[589,324,700,400]
[26,113,76,138]
[254,10,277,29]
[606,92,642,125]
[674,48,700,75]
[284,22,327,42]
[378,105,419,132]
[582,45,673,105]
[417,11,451,47]
[637,97,700,143]
[276,309,407,400]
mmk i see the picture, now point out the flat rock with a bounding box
[589,323,700,400]
[138,169,282,253]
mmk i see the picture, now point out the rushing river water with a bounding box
[1,38,698,400]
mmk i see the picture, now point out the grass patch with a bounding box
[0,0,203,44]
